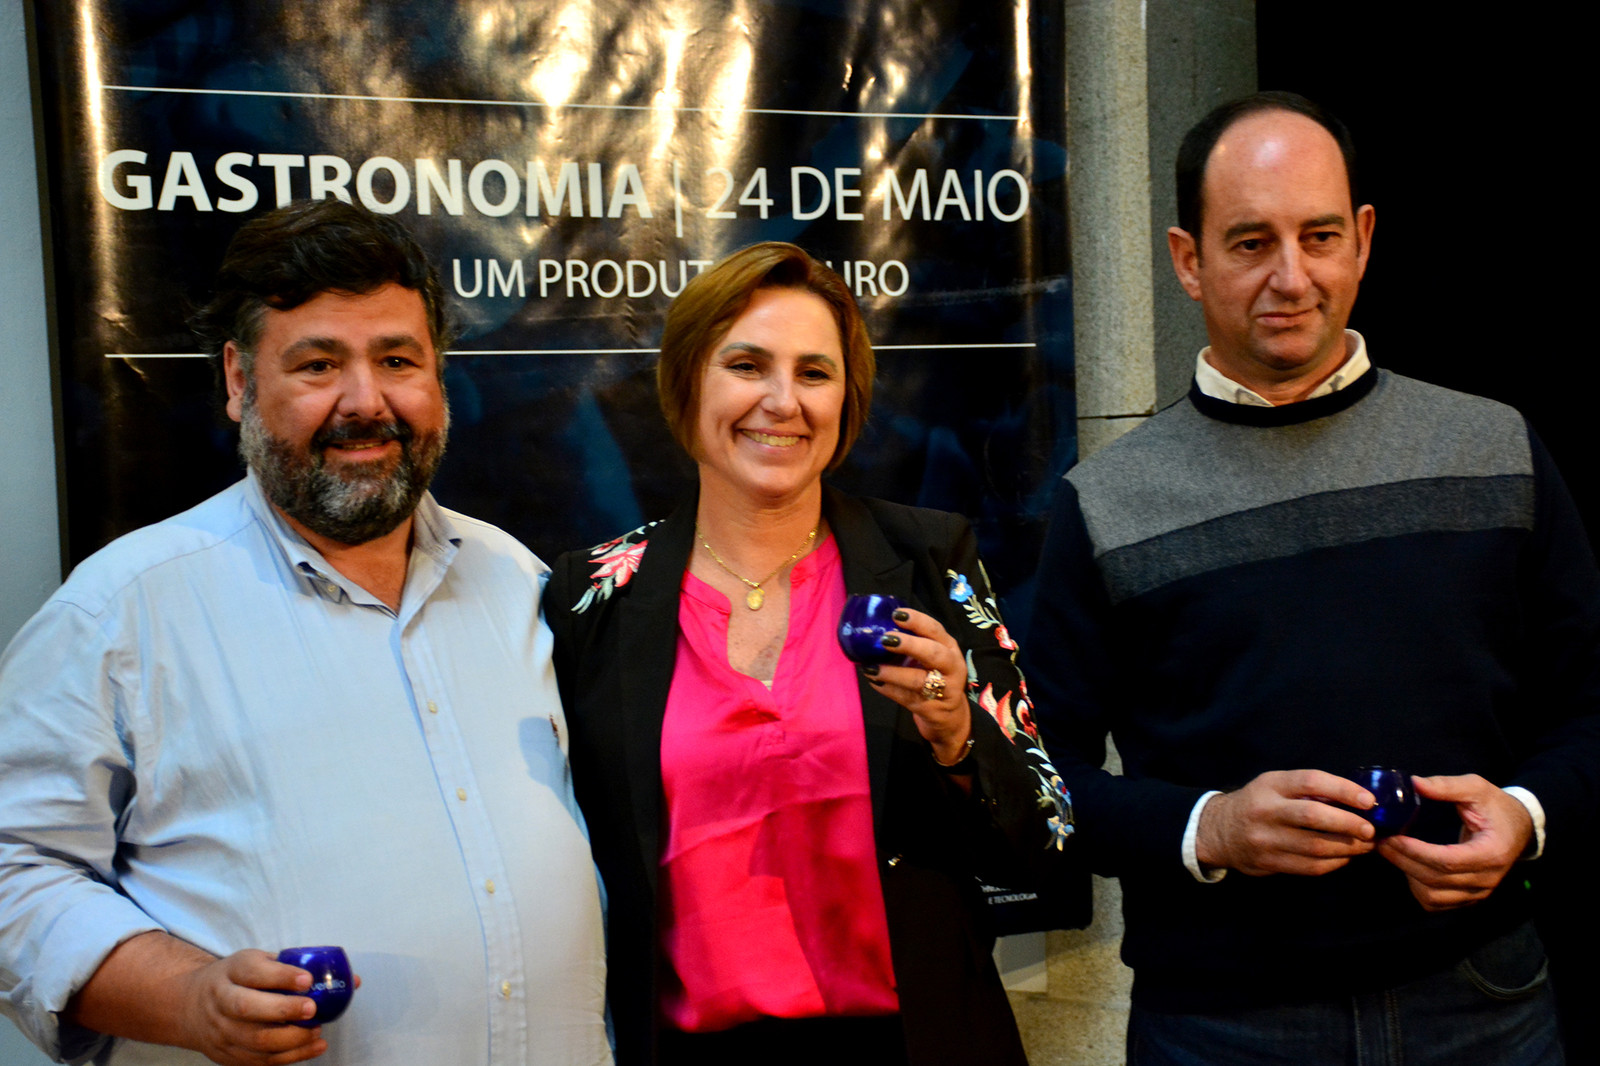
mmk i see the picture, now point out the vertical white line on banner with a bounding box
[673,161,684,239]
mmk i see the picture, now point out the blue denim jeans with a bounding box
[1127,923,1563,1066]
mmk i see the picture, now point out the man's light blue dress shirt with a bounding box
[0,475,611,1065]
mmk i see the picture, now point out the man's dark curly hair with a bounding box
[190,199,450,376]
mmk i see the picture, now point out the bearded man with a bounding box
[0,201,612,1066]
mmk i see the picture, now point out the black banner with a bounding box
[31,0,1073,611]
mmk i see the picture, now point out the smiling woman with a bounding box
[692,287,845,515]
[544,243,1074,1066]
[655,243,873,479]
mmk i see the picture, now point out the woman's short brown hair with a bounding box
[656,242,874,471]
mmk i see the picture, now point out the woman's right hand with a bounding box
[860,607,973,765]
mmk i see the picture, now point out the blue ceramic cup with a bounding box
[276,945,355,1027]
[1348,767,1421,838]
[837,594,912,666]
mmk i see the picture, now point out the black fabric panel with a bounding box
[1099,474,1534,604]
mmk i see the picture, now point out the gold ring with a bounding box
[920,669,946,702]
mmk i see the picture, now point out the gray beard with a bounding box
[240,399,448,546]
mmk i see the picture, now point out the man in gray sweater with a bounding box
[1028,92,1594,1065]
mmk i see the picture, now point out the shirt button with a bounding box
[456,788,467,801]
[500,981,512,998]
[427,701,438,714]
[485,879,496,894]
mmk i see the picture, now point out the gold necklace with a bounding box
[697,523,819,610]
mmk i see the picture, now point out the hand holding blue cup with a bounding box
[276,945,355,1027]
[1347,767,1421,838]
[837,594,913,666]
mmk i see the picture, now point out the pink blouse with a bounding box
[658,535,899,1032]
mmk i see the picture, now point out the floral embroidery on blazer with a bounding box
[950,564,1074,851]
[571,522,656,613]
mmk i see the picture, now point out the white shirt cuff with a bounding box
[1183,791,1227,883]
[1502,786,1546,860]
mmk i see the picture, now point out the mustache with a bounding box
[312,418,413,451]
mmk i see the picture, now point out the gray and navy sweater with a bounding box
[1027,368,1600,1008]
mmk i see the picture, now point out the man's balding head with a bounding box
[1167,95,1375,401]
[1176,91,1359,247]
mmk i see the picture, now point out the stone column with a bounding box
[1008,4,1253,1064]
[1063,0,1155,461]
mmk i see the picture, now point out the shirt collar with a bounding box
[242,470,460,612]
[1194,330,1370,407]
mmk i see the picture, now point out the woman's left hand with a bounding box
[861,607,972,765]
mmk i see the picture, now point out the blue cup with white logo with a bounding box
[276,945,355,1027]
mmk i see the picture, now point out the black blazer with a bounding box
[546,487,1070,1065]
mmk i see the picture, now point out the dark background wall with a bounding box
[1257,5,1596,1059]
[1257,7,1599,538]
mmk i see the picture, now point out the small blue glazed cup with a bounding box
[837,594,912,666]
[276,945,355,1027]
[1348,767,1421,838]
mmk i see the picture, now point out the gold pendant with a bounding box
[745,587,765,610]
